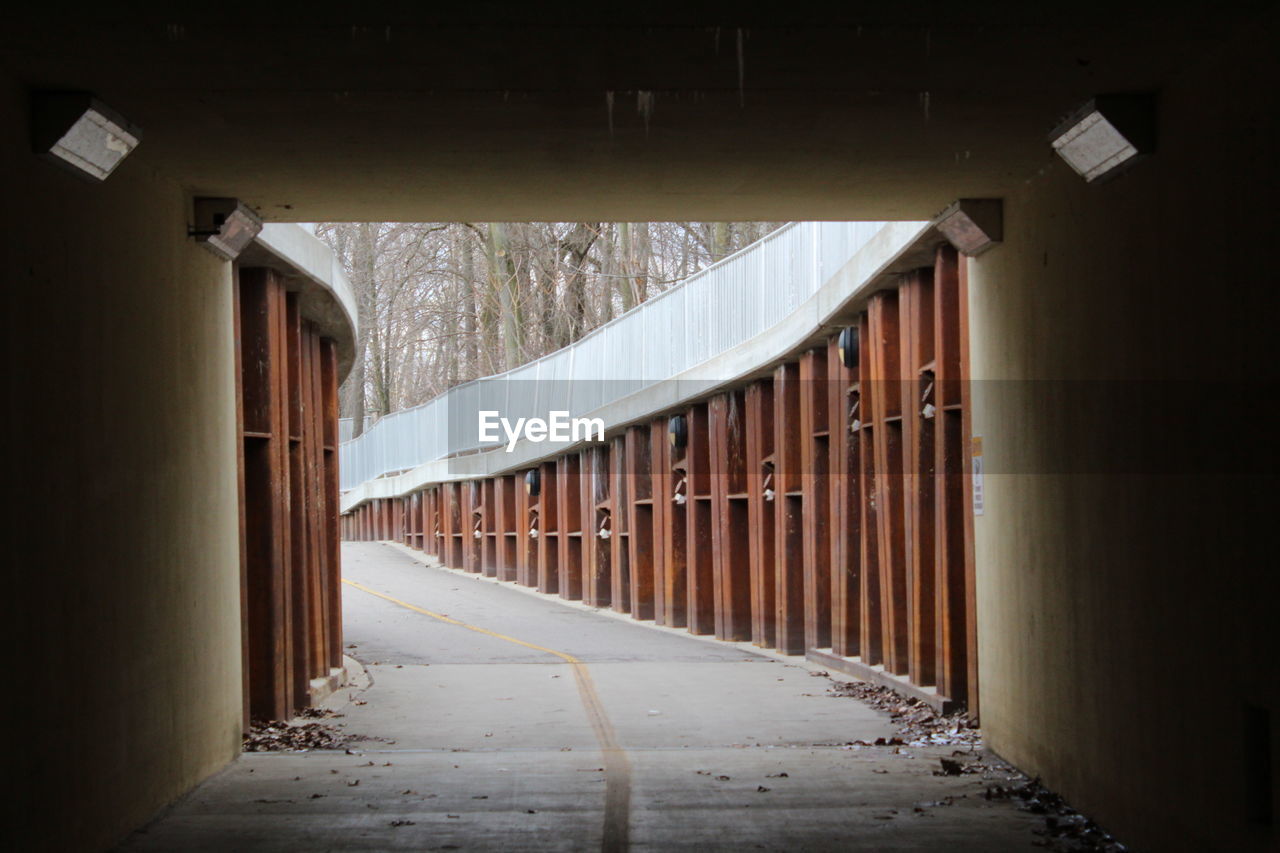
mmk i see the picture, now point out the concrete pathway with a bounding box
[119,542,1042,851]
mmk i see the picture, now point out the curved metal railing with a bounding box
[339,220,904,491]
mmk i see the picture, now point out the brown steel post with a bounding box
[585,446,612,607]
[958,250,978,714]
[659,414,688,628]
[481,479,497,576]
[238,268,293,721]
[626,425,656,621]
[537,461,559,594]
[869,291,909,675]
[465,482,482,572]
[516,474,535,586]
[556,454,583,599]
[902,269,938,687]
[496,475,517,581]
[745,379,776,648]
[857,311,884,665]
[827,335,862,658]
[649,419,669,625]
[800,347,832,652]
[320,339,342,670]
[686,404,714,634]
[710,391,751,641]
[608,435,631,613]
[284,295,311,708]
[773,362,805,655]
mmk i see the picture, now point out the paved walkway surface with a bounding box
[119,542,1042,851]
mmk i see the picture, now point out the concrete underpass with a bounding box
[120,542,1040,851]
[5,6,1279,852]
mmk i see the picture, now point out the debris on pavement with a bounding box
[824,678,982,748]
[295,707,343,720]
[985,778,1128,852]
[242,720,350,752]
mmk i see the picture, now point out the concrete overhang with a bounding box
[239,224,359,381]
[2,4,1271,221]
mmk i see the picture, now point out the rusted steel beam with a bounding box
[773,362,805,655]
[958,249,979,712]
[709,390,751,641]
[495,475,517,581]
[427,487,440,558]
[464,482,483,573]
[800,347,832,652]
[659,414,688,628]
[827,334,861,658]
[285,296,313,706]
[537,461,559,594]
[516,472,536,586]
[233,272,251,727]
[320,338,342,670]
[425,489,435,555]
[556,454,584,600]
[902,268,938,688]
[854,312,882,666]
[301,325,317,686]
[608,435,631,614]
[648,419,669,625]
[584,445,612,607]
[311,330,331,679]
[686,403,714,635]
[745,378,776,648]
[481,478,497,577]
[445,483,463,568]
[868,291,909,675]
[626,424,656,621]
[933,243,966,703]
[238,268,294,721]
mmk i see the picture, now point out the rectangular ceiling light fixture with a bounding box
[32,92,141,182]
[1050,94,1155,183]
[191,198,264,261]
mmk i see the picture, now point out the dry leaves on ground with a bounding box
[242,720,350,752]
[825,679,982,748]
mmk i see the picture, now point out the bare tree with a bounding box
[317,221,785,425]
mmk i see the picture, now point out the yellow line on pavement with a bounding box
[341,577,632,852]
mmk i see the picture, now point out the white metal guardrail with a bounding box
[339,220,911,492]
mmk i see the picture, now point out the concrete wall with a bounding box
[969,19,1278,853]
[1,75,244,850]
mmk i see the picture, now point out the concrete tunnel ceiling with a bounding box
[3,3,1270,222]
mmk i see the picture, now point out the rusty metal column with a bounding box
[827,334,862,659]
[608,435,631,614]
[626,425,656,621]
[709,391,751,641]
[773,362,805,655]
[745,379,776,648]
[238,268,294,721]
[800,347,832,652]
